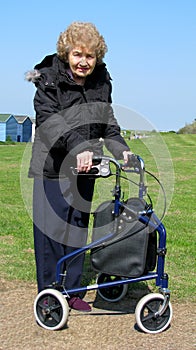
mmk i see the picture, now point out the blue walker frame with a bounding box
[56,156,170,299]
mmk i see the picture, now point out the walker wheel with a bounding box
[135,293,173,334]
[97,273,128,302]
[34,288,69,330]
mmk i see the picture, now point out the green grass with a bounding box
[0,144,35,281]
[0,134,195,302]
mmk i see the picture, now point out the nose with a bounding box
[79,57,88,66]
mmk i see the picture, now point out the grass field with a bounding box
[0,133,195,302]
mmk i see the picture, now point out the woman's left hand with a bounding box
[123,150,134,164]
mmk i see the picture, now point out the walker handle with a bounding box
[70,155,144,177]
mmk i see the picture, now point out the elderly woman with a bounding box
[26,21,132,312]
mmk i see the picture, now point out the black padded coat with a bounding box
[28,54,130,178]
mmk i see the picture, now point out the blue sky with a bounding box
[1,0,195,131]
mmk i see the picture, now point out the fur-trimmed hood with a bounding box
[25,54,66,84]
[25,69,41,83]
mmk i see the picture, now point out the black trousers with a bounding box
[33,175,95,293]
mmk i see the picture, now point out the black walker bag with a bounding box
[90,198,157,278]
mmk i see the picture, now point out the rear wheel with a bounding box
[97,273,128,302]
[34,289,69,330]
[135,293,173,334]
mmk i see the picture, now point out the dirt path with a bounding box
[0,279,195,350]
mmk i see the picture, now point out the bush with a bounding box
[178,120,196,134]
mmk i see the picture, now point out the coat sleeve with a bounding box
[33,73,93,155]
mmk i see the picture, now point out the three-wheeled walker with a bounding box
[34,154,173,334]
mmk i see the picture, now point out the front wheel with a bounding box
[135,293,173,334]
[97,273,128,302]
[34,288,69,330]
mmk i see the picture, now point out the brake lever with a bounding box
[70,158,111,177]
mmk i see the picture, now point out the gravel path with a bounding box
[0,279,195,350]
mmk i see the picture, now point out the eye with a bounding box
[72,50,82,57]
[87,54,95,59]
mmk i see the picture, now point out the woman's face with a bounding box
[68,46,97,81]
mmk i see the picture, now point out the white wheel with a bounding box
[34,289,69,330]
[97,273,128,302]
[135,293,173,334]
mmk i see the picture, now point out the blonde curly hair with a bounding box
[57,22,108,64]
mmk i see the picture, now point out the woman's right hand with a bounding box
[76,151,93,172]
